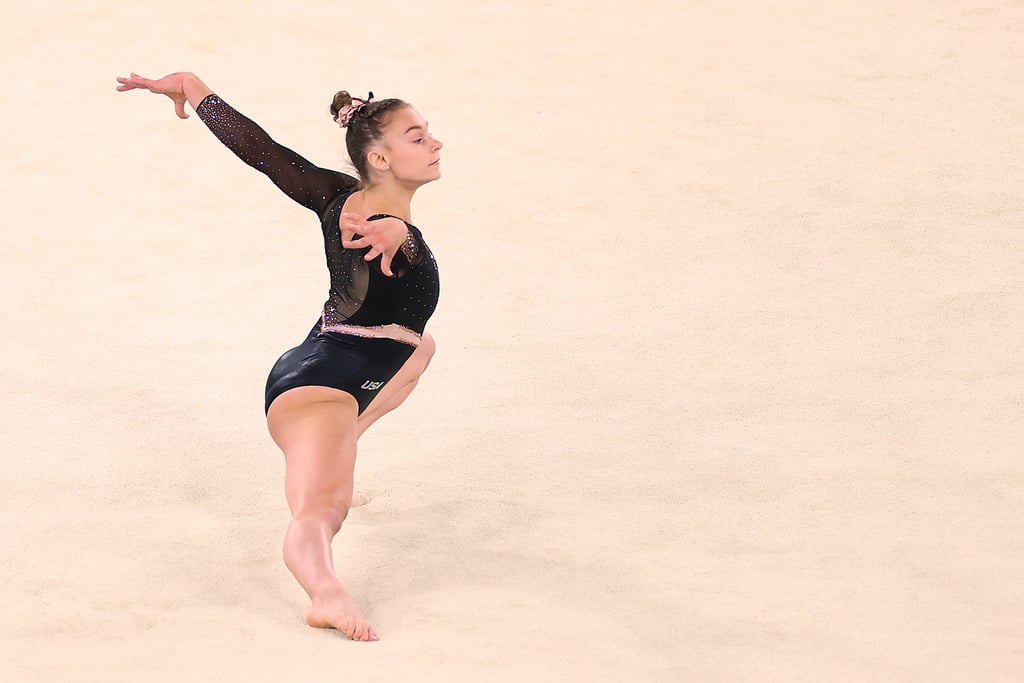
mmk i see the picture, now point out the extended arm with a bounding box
[116,71,357,216]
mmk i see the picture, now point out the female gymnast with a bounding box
[116,71,443,642]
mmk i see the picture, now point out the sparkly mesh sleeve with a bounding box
[195,94,357,217]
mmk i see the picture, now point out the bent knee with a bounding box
[417,332,436,370]
[292,496,352,531]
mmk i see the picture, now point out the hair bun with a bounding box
[330,90,376,128]
[330,90,353,121]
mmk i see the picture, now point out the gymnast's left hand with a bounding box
[341,212,408,277]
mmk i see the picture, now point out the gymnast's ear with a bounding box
[366,148,390,173]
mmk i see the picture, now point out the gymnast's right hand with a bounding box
[115,72,212,120]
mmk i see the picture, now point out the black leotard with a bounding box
[195,94,440,412]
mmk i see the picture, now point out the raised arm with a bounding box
[116,72,357,216]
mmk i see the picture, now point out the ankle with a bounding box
[310,582,350,604]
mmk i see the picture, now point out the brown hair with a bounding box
[330,90,409,183]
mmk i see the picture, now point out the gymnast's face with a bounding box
[373,107,443,186]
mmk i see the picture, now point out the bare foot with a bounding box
[307,585,379,641]
[350,490,371,508]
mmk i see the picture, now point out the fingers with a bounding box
[341,237,395,273]
[118,72,192,119]
[341,236,370,249]
[340,213,399,276]
[115,76,139,92]
[356,244,396,276]
[341,212,368,234]
[341,213,372,250]
[115,73,150,92]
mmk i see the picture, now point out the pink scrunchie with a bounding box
[335,93,373,128]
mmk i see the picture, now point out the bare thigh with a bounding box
[267,386,361,514]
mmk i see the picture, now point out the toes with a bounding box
[342,620,358,640]
[310,602,376,641]
[350,621,378,641]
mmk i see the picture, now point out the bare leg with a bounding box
[356,332,435,439]
[267,386,378,642]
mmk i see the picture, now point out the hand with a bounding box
[115,72,193,119]
[341,212,409,277]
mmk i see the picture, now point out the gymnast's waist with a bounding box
[319,322,422,347]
